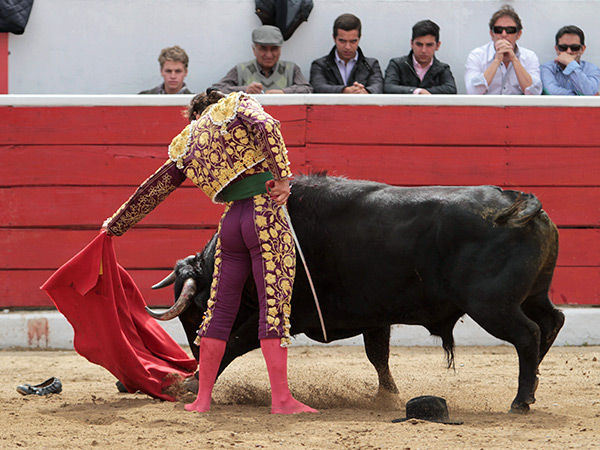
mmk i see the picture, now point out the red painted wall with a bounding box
[1,103,598,307]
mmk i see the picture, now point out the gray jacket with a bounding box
[139,83,193,95]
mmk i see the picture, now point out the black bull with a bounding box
[148,174,565,413]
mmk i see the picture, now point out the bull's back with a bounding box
[289,175,545,253]
[288,175,557,320]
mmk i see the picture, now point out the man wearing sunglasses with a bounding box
[541,25,600,95]
[464,5,541,95]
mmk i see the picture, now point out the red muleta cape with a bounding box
[41,232,197,401]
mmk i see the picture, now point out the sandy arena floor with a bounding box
[1,345,599,449]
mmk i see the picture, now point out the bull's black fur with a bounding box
[165,174,564,413]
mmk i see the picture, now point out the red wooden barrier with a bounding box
[2,227,595,270]
[2,266,597,308]
[306,105,600,147]
[0,105,306,146]
[1,100,598,307]
[305,145,600,186]
[2,186,598,228]
[0,269,195,308]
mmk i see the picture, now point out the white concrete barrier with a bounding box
[1,307,596,349]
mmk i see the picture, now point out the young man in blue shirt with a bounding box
[541,25,600,95]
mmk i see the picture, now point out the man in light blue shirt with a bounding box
[541,25,600,95]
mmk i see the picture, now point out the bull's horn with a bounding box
[151,271,177,289]
[145,278,197,321]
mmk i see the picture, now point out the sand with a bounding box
[1,345,599,449]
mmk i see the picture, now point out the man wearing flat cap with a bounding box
[210,25,312,94]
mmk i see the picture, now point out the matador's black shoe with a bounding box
[17,377,62,396]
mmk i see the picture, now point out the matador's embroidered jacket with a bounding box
[105,92,291,236]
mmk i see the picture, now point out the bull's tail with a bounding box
[494,192,542,227]
[441,332,455,370]
[431,323,456,370]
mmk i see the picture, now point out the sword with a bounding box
[267,181,328,342]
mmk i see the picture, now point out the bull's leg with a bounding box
[467,307,541,413]
[522,293,565,363]
[363,327,399,395]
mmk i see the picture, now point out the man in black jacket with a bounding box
[310,13,383,93]
[384,20,456,94]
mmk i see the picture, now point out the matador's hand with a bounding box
[101,218,113,236]
[266,179,291,206]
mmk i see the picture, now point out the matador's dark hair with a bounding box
[186,89,226,122]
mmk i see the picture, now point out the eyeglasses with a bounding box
[557,44,583,52]
[492,26,518,34]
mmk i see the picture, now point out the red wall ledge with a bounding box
[1,96,599,307]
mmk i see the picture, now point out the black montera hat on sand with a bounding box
[392,395,463,425]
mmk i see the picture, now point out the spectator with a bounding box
[139,45,193,94]
[384,20,457,94]
[541,25,600,95]
[310,13,383,93]
[210,25,312,94]
[464,5,541,95]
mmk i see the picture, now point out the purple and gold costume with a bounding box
[105,92,294,346]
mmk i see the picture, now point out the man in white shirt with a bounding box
[464,5,541,95]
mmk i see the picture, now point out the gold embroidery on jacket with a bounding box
[208,92,247,134]
[107,167,179,236]
[182,94,290,203]
[168,123,193,169]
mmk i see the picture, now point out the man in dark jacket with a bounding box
[384,20,456,94]
[310,13,383,93]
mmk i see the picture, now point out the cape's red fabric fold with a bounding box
[41,232,197,401]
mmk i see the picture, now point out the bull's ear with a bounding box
[190,253,203,277]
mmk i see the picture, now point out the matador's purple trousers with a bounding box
[195,193,295,347]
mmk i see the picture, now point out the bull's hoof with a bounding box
[374,388,401,410]
[182,376,199,394]
[509,402,531,414]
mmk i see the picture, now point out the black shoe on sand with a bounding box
[17,377,62,396]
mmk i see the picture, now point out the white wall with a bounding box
[8,0,600,94]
